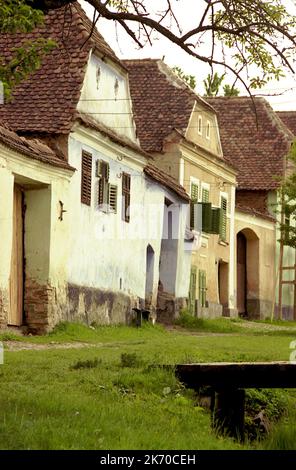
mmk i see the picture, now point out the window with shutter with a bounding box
[210,207,222,234]
[122,172,131,222]
[97,160,110,212]
[199,270,207,307]
[202,187,210,203]
[98,178,109,208]
[190,183,199,230]
[81,151,92,206]
[109,184,118,213]
[191,183,199,201]
[96,160,110,180]
[201,202,212,233]
[189,267,197,314]
[220,196,227,241]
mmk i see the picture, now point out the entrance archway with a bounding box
[236,228,259,318]
[145,244,155,307]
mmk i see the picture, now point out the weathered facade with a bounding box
[0,4,192,332]
[209,97,295,319]
[125,59,237,319]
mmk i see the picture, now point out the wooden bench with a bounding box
[175,362,296,441]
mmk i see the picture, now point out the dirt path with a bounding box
[3,320,296,351]
[4,341,101,351]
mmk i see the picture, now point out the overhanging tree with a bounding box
[0,0,56,99]
[2,1,296,97]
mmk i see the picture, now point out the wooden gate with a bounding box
[9,185,24,326]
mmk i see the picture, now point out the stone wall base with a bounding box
[157,291,187,324]
[223,307,239,318]
[24,278,55,334]
[0,288,9,328]
[196,301,223,319]
[22,280,141,334]
[66,283,136,326]
[244,299,273,320]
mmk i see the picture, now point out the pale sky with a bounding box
[80,0,296,111]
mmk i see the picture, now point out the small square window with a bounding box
[206,121,210,139]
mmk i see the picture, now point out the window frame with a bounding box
[190,178,200,231]
[198,115,202,135]
[219,192,228,241]
[206,120,211,140]
[122,172,131,223]
[81,150,93,206]
[201,182,210,203]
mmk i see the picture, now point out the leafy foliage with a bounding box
[0,0,56,99]
[203,72,240,96]
[279,141,296,248]
[223,84,240,96]
[2,1,296,97]
[172,66,196,90]
[203,72,225,97]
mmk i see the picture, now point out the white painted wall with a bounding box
[78,52,137,143]
[67,127,191,305]
[67,129,161,303]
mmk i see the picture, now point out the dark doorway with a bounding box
[237,232,247,316]
[218,261,229,315]
[145,244,155,307]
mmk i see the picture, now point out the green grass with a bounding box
[0,321,296,450]
[174,312,296,337]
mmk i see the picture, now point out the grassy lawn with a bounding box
[0,320,296,450]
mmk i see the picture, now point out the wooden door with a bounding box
[9,186,24,326]
[237,232,247,316]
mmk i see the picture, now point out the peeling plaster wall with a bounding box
[0,144,73,332]
[235,209,276,319]
[269,191,296,319]
[77,52,137,143]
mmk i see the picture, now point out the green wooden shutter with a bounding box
[220,197,227,240]
[199,270,207,307]
[210,207,222,234]
[190,183,199,230]
[191,183,199,201]
[188,267,197,314]
[200,202,212,233]
[202,188,209,203]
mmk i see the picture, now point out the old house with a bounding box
[125,59,237,319]
[0,122,74,329]
[0,3,192,332]
[209,97,295,319]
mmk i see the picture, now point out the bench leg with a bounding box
[211,388,245,442]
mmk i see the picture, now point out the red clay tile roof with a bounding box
[0,2,122,134]
[276,111,296,136]
[124,59,215,153]
[144,164,190,201]
[0,120,73,170]
[207,97,293,190]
